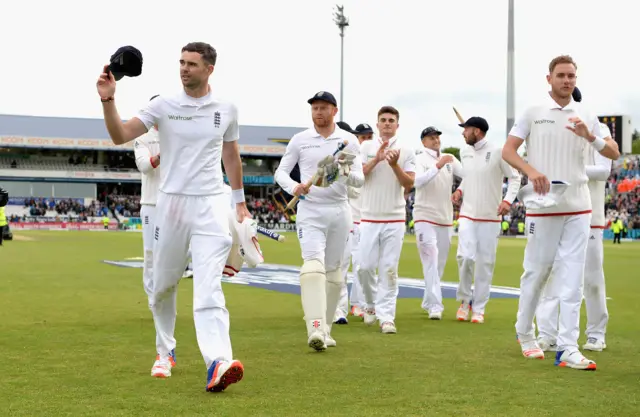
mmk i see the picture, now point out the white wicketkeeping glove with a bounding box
[336,150,357,176]
[313,154,339,188]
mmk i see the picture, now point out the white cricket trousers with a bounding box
[536,228,609,342]
[151,191,233,369]
[357,221,405,324]
[415,221,452,314]
[456,218,501,314]
[296,200,351,267]
[515,214,590,352]
[337,223,365,317]
[140,204,156,305]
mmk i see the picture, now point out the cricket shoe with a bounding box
[334,316,348,325]
[325,334,337,347]
[471,313,484,324]
[583,337,607,352]
[555,350,596,370]
[363,308,377,326]
[456,303,471,321]
[351,305,364,318]
[381,321,397,334]
[428,311,443,320]
[308,330,327,352]
[182,268,193,278]
[519,339,545,359]
[206,359,244,392]
[537,338,558,352]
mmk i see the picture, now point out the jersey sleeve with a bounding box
[509,106,534,140]
[223,104,239,142]
[133,136,154,174]
[136,96,163,130]
[274,135,301,195]
[402,147,417,172]
[345,135,364,188]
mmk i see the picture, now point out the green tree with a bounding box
[442,146,460,160]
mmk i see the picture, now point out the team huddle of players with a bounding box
[99,44,620,394]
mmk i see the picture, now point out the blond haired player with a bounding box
[453,117,521,324]
[413,126,464,320]
[503,55,620,370]
[536,96,615,353]
[358,106,416,334]
[97,42,249,392]
[335,122,374,323]
[274,91,363,351]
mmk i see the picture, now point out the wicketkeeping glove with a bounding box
[336,150,357,178]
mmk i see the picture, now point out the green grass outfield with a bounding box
[1,231,639,416]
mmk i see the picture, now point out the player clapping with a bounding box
[358,106,416,334]
[412,126,463,320]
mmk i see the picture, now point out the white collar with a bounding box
[379,136,398,148]
[473,139,488,151]
[310,123,339,139]
[546,91,577,111]
[423,147,439,158]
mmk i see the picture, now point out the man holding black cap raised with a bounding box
[275,92,364,351]
[412,126,464,319]
[97,42,248,392]
[453,117,521,324]
[335,122,374,323]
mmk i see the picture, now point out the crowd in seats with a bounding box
[246,196,287,225]
[108,194,141,218]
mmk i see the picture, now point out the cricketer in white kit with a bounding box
[535,121,614,353]
[335,122,374,323]
[453,117,521,324]
[97,42,249,391]
[274,91,364,351]
[502,55,620,370]
[358,106,416,334]
[412,126,464,320]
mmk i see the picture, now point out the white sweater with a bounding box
[412,148,463,226]
[360,138,416,222]
[584,123,613,228]
[509,93,605,216]
[134,129,160,206]
[458,140,521,222]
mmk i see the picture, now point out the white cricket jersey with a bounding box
[458,139,521,222]
[136,90,239,196]
[348,186,361,223]
[412,147,464,226]
[274,125,364,204]
[360,137,416,222]
[509,93,605,216]
[134,128,161,205]
[584,123,613,228]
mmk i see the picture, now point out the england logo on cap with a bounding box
[317,91,325,97]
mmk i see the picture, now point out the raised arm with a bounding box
[344,139,364,188]
[97,65,149,145]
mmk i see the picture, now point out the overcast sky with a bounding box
[1,0,638,150]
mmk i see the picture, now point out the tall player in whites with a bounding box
[535,87,616,353]
[97,42,249,391]
[502,55,619,370]
[453,117,521,324]
[412,126,464,320]
[274,91,364,351]
[358,106,416,334]
[335,122,374,323]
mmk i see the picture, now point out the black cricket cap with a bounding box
[108,46,143,81]
[421,126,442,139]
[337,121,356,133]
[307,91,337,106]
[354,123,374,135]
[458,116,489,133]
[572,86,582,103]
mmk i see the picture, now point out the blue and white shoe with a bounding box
[555,350,596,370]
[334,317,348,325]
[206,359,244,392]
